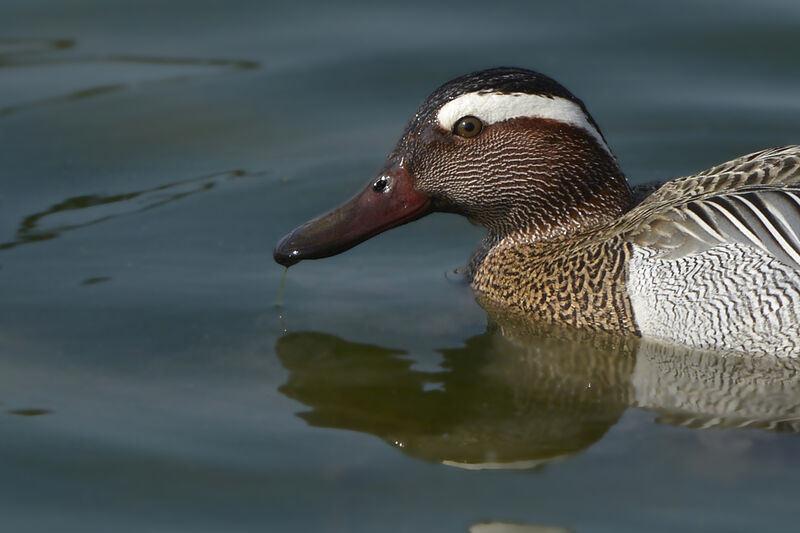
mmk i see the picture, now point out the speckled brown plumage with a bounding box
[473,234,638,333]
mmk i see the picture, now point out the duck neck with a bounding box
[466,145,633,277]
[480,148,632,247]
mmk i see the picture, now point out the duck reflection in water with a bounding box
[275,309,800,470]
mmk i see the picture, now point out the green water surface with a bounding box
[1,1,799,531]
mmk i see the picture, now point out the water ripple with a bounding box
[0,169,268,251]
[0,37,258,118]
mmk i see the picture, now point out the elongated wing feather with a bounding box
[642,146,800,205]
[630,187,800,269]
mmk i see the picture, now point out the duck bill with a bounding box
[274,165,432,267]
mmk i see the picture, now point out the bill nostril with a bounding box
[372,176,391,193]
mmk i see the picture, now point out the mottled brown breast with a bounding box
[471,235,638,333]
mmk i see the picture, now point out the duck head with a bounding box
[274,67,633,267]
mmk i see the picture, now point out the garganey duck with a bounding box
[274,67,800,357]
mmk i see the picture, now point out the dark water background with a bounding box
[2,1,800,531]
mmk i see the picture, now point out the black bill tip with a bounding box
[273,236,303,267]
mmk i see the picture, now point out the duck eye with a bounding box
[453,116,483,138]
[372,175,391,193]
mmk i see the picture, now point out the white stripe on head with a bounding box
[436,91,612,156]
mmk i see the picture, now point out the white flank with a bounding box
[627,243,800,357]
[436,91,611,155]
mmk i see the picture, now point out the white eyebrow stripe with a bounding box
[436,92,612,156]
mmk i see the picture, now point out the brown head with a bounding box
[274,67,633,267]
